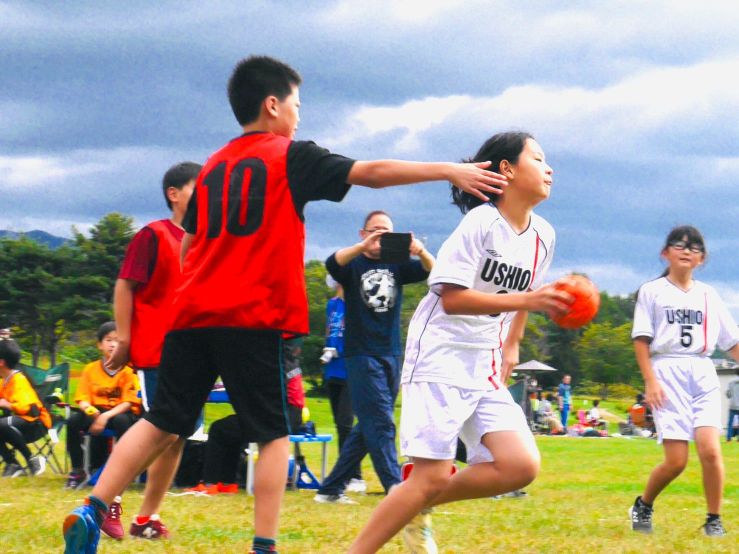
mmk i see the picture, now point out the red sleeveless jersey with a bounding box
[130,220,183,368]
[171,133,308,334]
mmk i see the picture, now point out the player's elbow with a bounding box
[347,161,389,188]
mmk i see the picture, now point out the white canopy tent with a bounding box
[513,360,558,372]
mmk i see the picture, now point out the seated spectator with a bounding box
[587,399,607,429]
[65,322,141,489]
[0,338,50,477]
[186,337,309,494]
[537,394,564,435]
[627,393,654,435]
[186,414,245,494]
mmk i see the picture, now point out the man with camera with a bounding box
[315,210,433,504]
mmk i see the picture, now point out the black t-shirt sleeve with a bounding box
[287,141,355,213]
[399,259,430,285]
[325,253,351,287]
[182,188,198,234]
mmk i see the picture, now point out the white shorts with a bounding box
[400,381,537,465]
[652,356,721,443]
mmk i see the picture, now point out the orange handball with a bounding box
[550,274,600,329]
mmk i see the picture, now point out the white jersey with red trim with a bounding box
[401,203,555,391]
[632,277,739,358]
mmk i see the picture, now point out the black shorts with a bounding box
[145,328,289,442]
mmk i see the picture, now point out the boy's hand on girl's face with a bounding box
[448,161,508,202]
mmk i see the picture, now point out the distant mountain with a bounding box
[0,229,70,249]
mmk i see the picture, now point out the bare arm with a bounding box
[440,283,572,316]
[501,310,528,383]
[347,160,507,201]
[89,402,133,435]
[180,232,194,269]
[634,337,665,409]
[106,279,137,371]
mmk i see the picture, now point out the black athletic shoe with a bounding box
[702,517,727,537]
[2,463,25,478]
[629,497,653,533]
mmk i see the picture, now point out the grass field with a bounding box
[2,390,737,553]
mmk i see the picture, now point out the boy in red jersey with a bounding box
[63,55,506,554]
[98,162,200,540]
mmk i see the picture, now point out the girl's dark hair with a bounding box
[451,131,534,214]
[97,321,116,343]
[659,225,706,277]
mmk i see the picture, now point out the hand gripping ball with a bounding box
[551,274,600,329]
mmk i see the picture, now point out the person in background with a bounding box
[315,210,434,505]
[629,225,739,536]
[725,369,739,442]
[538,394,564,435]
[321,276,364,493]
[557,374,572,430]
[0,338,49,477]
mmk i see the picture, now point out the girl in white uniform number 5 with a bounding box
[630,225,739,537]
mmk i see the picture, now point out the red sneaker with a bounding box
[130,514,170,539]
[101,496,124,540]
[185,482,220,495]
[217,482,238,494]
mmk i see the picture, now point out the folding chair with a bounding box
[18,362,70,474]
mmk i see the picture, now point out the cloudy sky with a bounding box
[3,1,739,317]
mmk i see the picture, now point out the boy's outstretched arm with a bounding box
[347,160,507,201]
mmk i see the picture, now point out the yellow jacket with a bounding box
[0,370,51,428]
[74,360,141,415]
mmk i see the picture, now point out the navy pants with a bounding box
[318,355,401,495]
[560,404,570,428]
[727,409,739,441]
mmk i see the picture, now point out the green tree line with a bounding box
[1,213,641,393]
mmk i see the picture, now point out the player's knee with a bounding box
[698,448,722,468]
[664,457,688,476]
[420,473,451,499]
[515,456,540,487]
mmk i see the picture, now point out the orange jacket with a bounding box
[0,370,51,428]
[74,360,141,415]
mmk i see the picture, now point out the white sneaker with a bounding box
[345,478,367,493]
[28,455,46,476]
[403,509,438,554]
[313,493,358,505]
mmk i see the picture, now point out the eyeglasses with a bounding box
[668,240,704,254]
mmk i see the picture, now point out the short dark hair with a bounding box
[162,162,202,209]
[363,210,391,229]
[593,399,600,407]
[97,321,116,343]
[228,56,302,126]
[0,338,21,369]
[452,131,534,214]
